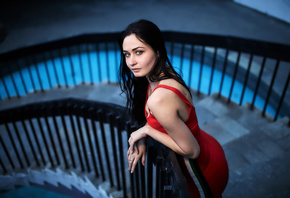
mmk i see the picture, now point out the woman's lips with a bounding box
[132,68,141,72]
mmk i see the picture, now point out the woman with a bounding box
[119,19,229,198]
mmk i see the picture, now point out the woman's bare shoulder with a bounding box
[147,85,180,111]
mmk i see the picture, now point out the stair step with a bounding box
[201,115,250,145]
[223,151,290,198]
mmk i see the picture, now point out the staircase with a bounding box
[0,168,111,198]
[0,83,289,197]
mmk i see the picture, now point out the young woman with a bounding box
[119,19,229,198]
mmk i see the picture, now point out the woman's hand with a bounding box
[127,138,146,173]
[128,126,148,154]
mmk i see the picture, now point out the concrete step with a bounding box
[195,93,251,145]
[0,82,127,111]
[223,151,290,198]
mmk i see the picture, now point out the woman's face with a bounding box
[122,34,158,78]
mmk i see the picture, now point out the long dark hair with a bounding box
[119,19,191,125]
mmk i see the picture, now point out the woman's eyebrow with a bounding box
[123,46,145,53]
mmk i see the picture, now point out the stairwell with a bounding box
[0,83,289,197]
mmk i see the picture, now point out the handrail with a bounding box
[0,98,190,197]
[0,31,289,121]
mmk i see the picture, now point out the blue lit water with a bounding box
[0,50,275,116]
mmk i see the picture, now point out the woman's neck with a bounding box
[147,79,160,96]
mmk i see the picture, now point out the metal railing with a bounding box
[0,32,289,123]
[0,98,191,197]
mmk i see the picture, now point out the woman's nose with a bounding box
[129,55,137,66]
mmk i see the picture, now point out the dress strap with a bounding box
[153,84,192,107]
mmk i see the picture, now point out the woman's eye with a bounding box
[124,53,130,57]
[136,51,143,55]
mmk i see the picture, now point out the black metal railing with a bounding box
[0,32,289,123]
[0,98,190,198]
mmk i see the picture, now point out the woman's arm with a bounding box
[129,89,200,159]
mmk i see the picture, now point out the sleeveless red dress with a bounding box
[145,84,229,198]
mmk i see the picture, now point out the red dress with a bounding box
[145,84,229,198]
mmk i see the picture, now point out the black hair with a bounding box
[119,19,191,125]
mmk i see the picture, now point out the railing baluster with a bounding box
[24,57,37,92]
[197,46,205,95]
[67,47,77,86]
[127,122,135,198]
[114,42,119,81]
[12,120,30,167]
[274,71,290,121]
[4,123,24,169]
[60,105,76,169]
[59,49,69,87]
[156,157,162,198]
[262,60,280,117]
[160,168,165,198]
[135,164,140,197]
[77,45,85,84]
[28,118,46,165]
[41,52,52,88]
[43,108,60,166]
[140,164,146,198]
[240,54,253,105]
[32,55,44,92]
[0,134,16,169]
[99,110,114,186]
[180,43,185,72]
[228,51,241,103]
[109,114,121,190]
[16,59,28,94]
[70,104,85,171]
[51,107,68,168]
[188,44,195,87]
[90,108,103,179]
[105,42,110,82]
[116,116,127,197]
[36,115,54,167]
[218,49,229,98]
[1,77,10,99]
[96,44,102,82]
[147,146,153,198]
[83,107,98,173]
[21,113,40,166]
[86,43,94,84]
[8,66,20,98]
[164,170,173,198]
[208,47,217,95]
[0,158,7,174]
[251,57,266,110]
[170,42,174,61]
[49,50,61,87]
[76,106,90,172]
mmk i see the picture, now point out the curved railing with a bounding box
[0,98,191,197]
[0,32,289,123]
